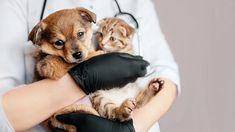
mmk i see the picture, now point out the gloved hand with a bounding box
[55,113,135,132]
[69,52,149,94]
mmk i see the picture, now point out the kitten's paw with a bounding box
[149,78,164,93]
[90,91,103,110]
[118,98,136,121]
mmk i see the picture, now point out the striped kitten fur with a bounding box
[90,17,165,121]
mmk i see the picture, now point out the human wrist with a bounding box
[68,65,88,94]
[57,74,86,106]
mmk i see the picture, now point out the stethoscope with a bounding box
[40,0,139,29]
[39,0,156,77]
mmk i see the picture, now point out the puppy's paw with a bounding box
[37,60,56,79]
[36,55,70,80]
[117,98,136,121]
[148,78,164,94]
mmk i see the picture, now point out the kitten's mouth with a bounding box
[102,45,113,53]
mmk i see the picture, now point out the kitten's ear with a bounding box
[76,7,96,23]
[119,25,135,39]
[97,18,108,26]
[28,22,47,45]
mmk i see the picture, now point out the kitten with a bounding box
[90,17,165,121]
[96,17,134,54]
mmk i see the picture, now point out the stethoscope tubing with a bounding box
[40,0,139,29]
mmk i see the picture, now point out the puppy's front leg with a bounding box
[36,55,75,80]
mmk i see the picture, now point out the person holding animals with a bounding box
[0,0,180,132]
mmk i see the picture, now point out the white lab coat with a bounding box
[0,0,180,131]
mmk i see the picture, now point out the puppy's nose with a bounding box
[72,51,83,59]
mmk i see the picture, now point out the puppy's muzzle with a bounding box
[72,51,83,60]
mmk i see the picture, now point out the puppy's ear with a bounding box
[28,22,47,45]
[118,25,135,39]
[76,7,96,23]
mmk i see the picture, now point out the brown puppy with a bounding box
[29,7,97,80]
[28,7,99,131]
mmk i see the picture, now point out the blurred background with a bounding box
[153,0,235,132]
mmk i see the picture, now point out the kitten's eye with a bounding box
[77,32,85,39]
[110,37,116,41]
[54,40,64,49]
[96,32,103,37]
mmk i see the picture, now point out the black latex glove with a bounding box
[55,113,135,132]
[69,52,149,94]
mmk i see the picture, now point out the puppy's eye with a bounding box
[77,32,85,39]
[54,40,64,49]
[109,37,116,41]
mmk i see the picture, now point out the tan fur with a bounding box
[28,8,102,131]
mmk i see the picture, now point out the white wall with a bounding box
[154,0,235,132]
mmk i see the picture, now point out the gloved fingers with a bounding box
[133,55,143,60]
[139,66,148,77]
[118,53,144,60]
[134,60,149,76]
[56,113,85,125]
[118,52,135,59]
[51,127,67,132]
[140,59,150,67]
[118,53,150,67]
[56,113,103,125]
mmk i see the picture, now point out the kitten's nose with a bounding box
[72,51,83,59]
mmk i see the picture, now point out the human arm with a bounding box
[131,0,180,131]
[3,74,85,131]
[55,79,176,132]
[2,52,149,131]
[0,0,84,131]
[132,79,177,132]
